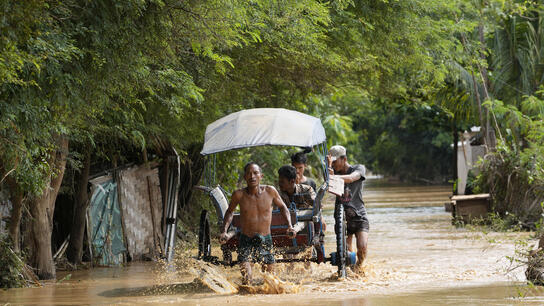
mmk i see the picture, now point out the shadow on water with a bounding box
[99,278,214,297]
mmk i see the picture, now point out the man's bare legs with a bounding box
[241,262,274,284]
[347,231,368,269]
[241,262,252,285]
[262,263,274,273]
[355,231,368,267]
[347,234,355,252]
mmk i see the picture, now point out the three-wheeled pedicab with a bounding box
[195,108,355,277]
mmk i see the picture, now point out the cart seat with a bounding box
[209,186,229,224]
[225,209,303,249]
[228,210,313,250]
[296,209,314,221]
[314,183,326,213]
[232,209,297,228]
[209,183,325,225]
[272,221,314,250]
[295,184,326,221]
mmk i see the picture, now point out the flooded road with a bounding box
[2,179,544,305]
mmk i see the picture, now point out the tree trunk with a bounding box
[458,12,492,151]
[469,69,485,134]
[7,176,23,253]
[452,118,459,195]
[179,145,206,210]
[67,147,91,264]
[478,21,493,150]
[29,195,56,279]
[28,136,69,280]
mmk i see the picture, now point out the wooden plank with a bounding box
[146,176,160,257]
[451,193,490,201]
[85,209,93,267]
[453,196,490,223]
[189,264,238,294]
[53,235,70,261]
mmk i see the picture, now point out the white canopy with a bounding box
[201,108,326,155]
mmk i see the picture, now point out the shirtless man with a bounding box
[219,162,296,284]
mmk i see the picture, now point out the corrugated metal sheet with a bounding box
[163,155,180,262]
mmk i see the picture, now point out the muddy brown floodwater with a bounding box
[3,179,544,305]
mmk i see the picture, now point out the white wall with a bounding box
[457,140,471,195]
[457,132,486,194]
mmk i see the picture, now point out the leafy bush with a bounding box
[465,170,478,195]
[474,99,544,229]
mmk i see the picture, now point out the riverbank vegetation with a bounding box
[1,0,543,286]
[470,3,544,230]
[0,236,25,288]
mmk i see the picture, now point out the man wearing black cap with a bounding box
[327,145,368,271]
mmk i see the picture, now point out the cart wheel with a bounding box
[198,210,211,259]
[334,202,347,278]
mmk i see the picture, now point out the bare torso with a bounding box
[234,185,275,237]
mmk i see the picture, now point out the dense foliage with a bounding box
[475,97,544,227]
[1,0,544,281]
[354,102,454,182]
[0,0,470,193]
[468,2,544,228]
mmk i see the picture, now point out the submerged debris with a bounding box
[0,237,40,288]
[189,263,238,294]
[526,249,544,285]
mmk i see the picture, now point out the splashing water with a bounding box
[238,272,300,294]
[153,245,238,294]
[153,243,309,295]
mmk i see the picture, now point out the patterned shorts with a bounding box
[237,233,275,264]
